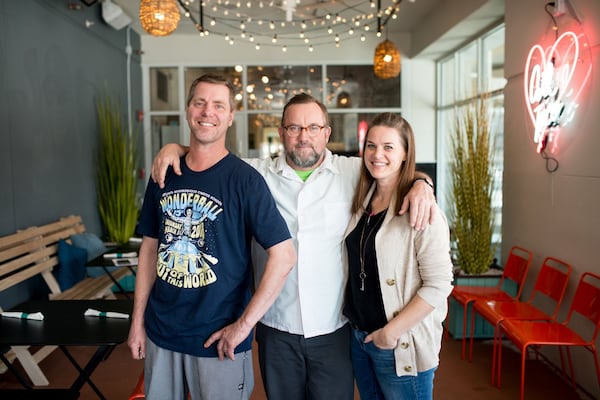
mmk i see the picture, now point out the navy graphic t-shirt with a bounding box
[137,154,290,357]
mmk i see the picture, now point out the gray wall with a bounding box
[0,0,143,237]
[504,0,600,397]
[0,1,143,307]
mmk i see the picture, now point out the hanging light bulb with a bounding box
[373,39,401,79]
[139,0,181,37]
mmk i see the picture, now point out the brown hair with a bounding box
[186,73,235,110]
[351,112,416,215]
[280,93,329,127]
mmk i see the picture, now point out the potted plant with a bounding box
[449,96,497,275]
[96,90,139,245]
[446,96,499,339]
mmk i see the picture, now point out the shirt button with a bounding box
[400,342,409,349]
[386,278,396,286]
[404,365,413,372]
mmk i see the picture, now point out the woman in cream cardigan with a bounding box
[343,113,453,399]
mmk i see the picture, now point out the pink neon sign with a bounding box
[358,120,368,156]
[523,30,592,153]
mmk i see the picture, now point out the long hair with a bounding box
[351,113,416,215]
[280,93,329,127]
[186,73,235,110]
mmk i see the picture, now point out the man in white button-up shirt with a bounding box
[152,93,435,400]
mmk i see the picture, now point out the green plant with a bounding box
[449,97,496,275]
[96,90,139,244]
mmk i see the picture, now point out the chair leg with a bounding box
[468,306,476,362]
[491,324,500,387]
[520,346,527,400]
[557,345,570,383]
[497,331,504,388]
[593,350,600,391]
[565,346,577,388]
[461,301,471,360]
[129,371,144,400]
[10,346,50,386]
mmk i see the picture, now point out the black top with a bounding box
[343,208,388,333]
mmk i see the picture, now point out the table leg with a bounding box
[60,345,112,400]
[0,350,33,389]
[101,266,131,299]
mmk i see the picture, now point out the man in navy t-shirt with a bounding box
[128,74,296,400]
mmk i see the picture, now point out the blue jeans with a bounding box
[351,328,436,400]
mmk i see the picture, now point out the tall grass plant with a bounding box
[449,97,496,275]
[96,91,139,244]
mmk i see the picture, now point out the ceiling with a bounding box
[107,0,505,59]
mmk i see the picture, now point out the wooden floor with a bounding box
[1,333,594,399]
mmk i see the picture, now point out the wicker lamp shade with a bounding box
[139,0,181,36]
[373,39,401,79]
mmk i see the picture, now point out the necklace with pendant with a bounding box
[358,208,387,291]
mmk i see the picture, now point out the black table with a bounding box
[0,300,132,399]
[87,243,140,299]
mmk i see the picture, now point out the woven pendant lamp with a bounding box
[139,0,181,36]
[373,39,401,79]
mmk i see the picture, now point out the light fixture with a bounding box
[139,0,181,37]
[373,39,401,79]
[170,1,402,51]
[101,0,131,30]
[337,91,352,108]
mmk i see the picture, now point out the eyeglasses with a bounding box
[283,124,326,137]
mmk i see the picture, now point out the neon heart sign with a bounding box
[523,30,591,153]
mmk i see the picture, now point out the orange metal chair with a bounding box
[128,371,145,400]
[448,245,533,359]
[498,272,600,400]
[470,256,572,384]
[128,371,192,400]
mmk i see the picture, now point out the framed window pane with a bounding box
[457,43,478,100]
[150,115,180,158]
[439,57,455,106]
[328,112,391,155]
[326,65,400,109]
[482,26,506,92]
[184,67,244,110]
[248,113,283,158]
[246,65,323,111]
[248,111,386,157]
[150,67,179,111]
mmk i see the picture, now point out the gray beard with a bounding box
[286,148,322,169]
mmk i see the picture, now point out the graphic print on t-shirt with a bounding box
[157,189,224,289]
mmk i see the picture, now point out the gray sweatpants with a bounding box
[144,337,254,400]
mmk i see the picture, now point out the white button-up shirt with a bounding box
[248,150,360,338]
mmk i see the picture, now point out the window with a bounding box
[246,65,323,111]
[145,64,402,161]
[437,24,505,263]
[150,67,178,110]
[325,65,400,109]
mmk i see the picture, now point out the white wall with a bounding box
[504,0,600,397]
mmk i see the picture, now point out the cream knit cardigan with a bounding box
[342,185,454,376]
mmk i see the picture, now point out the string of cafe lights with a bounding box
[175,0,405,51]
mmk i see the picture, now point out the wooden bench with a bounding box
[0,215,133,386]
